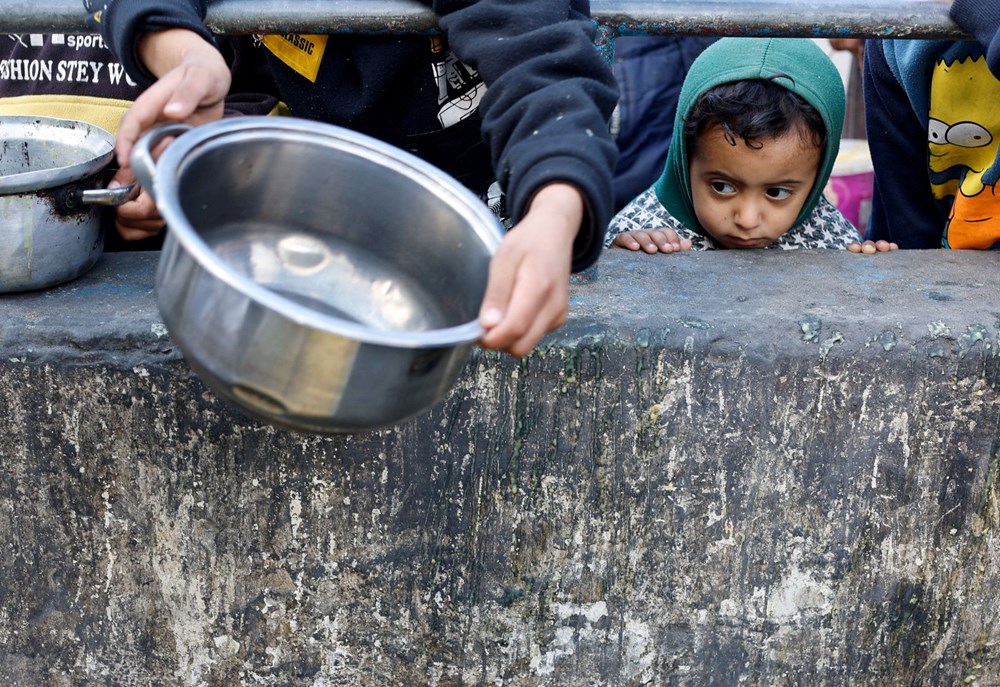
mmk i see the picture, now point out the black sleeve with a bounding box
[434,0,619,271]
[863,40,948,248]
[217,35,282,116]
[86,0,213,88]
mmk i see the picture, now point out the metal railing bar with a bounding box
[0,0,968,40]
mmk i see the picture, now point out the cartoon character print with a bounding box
[928,55,1000,249]
[429,36,485,129]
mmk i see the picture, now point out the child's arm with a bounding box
[611,229,693,254]
[113,28,231,170]
[477,182,580,357]
[91,0,229,168]
[104,26,229,245]
[436,0,617,272]
[437,0,617,356]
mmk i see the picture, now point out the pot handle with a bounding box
[78,181,139,207]
[130,123,193,201]
[56,179,139,212]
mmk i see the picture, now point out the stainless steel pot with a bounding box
[0,116,135,292]
[131,116,503,433]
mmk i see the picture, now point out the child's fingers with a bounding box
[636,232,663,253]
[611,233,642,251]
[647,229,682,253]
[848,240,898,254]
[612,230,687,254]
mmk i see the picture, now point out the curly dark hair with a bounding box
[683,78,826,152]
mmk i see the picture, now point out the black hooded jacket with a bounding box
[90,0,619,271]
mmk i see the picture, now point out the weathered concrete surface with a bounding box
[1,249,1000,686]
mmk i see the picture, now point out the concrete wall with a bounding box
[1,249,999,686]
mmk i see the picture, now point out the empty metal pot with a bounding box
[0,116,135,292]
[131,116,503,433]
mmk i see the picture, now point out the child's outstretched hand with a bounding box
[115,29,231,170]
[847,239,899,254]
[611,229,693,253]
[477,183,579,357]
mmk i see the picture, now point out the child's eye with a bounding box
[711,181,735,194]
[766,187,792,200]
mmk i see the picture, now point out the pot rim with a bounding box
[0,115,114,194]
[149,117,503,349]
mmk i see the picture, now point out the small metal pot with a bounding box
[132,117,502,433]
[0,116,135,292]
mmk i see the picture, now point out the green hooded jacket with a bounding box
[651,37,846,235]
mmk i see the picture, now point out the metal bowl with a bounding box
[132,117,502,433]
[0,116,135,292]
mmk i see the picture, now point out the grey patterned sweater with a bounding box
[605,188,862,250]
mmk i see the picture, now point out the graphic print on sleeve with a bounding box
[428,36,485,129]
[929,55,1000,249]
[262,33,486,133]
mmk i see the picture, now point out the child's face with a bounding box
[689,123,821,248]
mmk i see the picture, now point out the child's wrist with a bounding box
[138,28,213,77]
[526,183,585,239]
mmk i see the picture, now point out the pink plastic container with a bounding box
[824,139,873,232]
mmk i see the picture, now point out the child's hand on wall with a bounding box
[847,239,899,254]
[611,229,693,254]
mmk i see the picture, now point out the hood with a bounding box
[652,37,846,235]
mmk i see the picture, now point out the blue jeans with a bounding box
[612,35,718,212]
